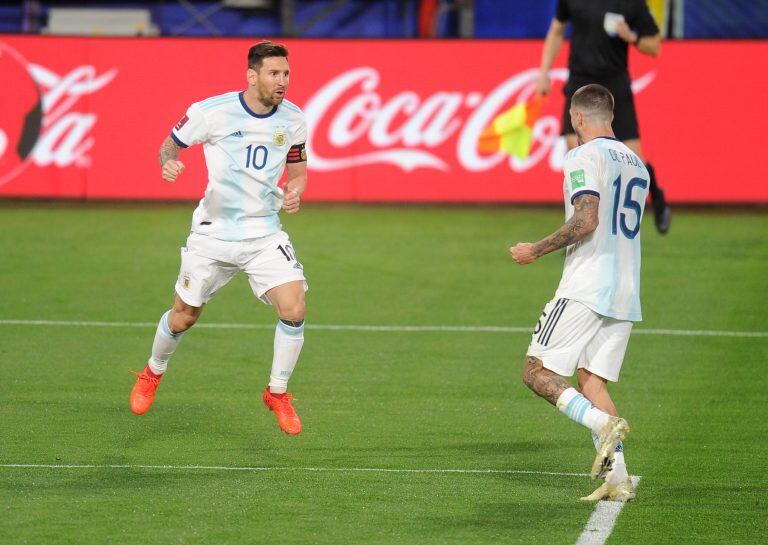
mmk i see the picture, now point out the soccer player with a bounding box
[129,41,309,435]
[510,84,647,502]
[535,0,671,234]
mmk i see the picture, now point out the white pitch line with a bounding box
[0,319,765,338]
[0,463,588,478]
[575,476,641,545]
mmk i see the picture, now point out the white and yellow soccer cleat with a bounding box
[609,476,637,502]
[580,481,612,501]
[580,476,636,502]
[590,416,630,481]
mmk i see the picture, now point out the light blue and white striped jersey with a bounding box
[171,91,307,241]
[555,137,649,322]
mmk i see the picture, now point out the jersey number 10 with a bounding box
[611,175,648,239]
[245,144,268,170]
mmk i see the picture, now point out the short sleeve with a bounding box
[555,0,570,22]
[629,0,659,38]
[564,151,601,203]
[291,116,307,147]
[170,103,209,148]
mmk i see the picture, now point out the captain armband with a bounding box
[287,142,307,163]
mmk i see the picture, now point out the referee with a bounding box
[536,0,671,234]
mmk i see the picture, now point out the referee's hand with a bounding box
[535,72,551,96]
[614,21,637,44]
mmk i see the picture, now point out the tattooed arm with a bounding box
[509,194,600,265]
[159,136,185,182]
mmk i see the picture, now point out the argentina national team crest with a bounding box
[273,128,286,147]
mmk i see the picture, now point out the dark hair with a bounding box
[248,40,289,71]
[571,84,614,120]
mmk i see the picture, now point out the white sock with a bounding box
[606,462,628,484]
[148,310,184,375]
[592,434,628,484]
[613,441,626,466]
[268,320,304,394]
[556,387,611,434]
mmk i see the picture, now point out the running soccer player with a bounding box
[509,84,647,501]
[129,41,308,435]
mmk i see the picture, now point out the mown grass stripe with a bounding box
[0,463,591,478]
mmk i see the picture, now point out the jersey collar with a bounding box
[239,91,278,118]
[595,136,620,142]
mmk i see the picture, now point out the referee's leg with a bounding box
[623,138,671,234]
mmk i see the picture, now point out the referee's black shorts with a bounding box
[562,71,640,141]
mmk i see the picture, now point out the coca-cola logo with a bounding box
[27,63,117,170]
[0,40,117,188]
[0,42,42,185]
[304,67,655,175]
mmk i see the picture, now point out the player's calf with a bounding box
[167,299,203,333]
[522,355,573,405]
[523,357,614,433]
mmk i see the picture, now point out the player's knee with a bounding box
[278,299,305,322]
[170,308,200,333]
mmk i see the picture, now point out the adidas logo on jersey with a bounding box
[229,130,245,138]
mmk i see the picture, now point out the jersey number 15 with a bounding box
[611,175,648,239]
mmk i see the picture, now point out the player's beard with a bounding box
[256,84,284,107]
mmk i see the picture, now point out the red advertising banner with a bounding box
[0,36,766,203]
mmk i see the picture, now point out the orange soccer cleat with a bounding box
[130,365,163,415]
[263,387,302,435]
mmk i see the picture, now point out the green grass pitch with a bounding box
[0,202,766,544]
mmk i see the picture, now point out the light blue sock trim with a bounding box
[277,320,304,336]
[574,400,590,423]
[160,310,183,339]
[564,395,593,425]
[574,402,589,423]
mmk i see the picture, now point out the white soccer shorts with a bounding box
[526,298,633,382]
[174,231,308,308]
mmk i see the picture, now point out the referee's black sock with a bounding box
[645,162,671,234]
[646,162,663,201]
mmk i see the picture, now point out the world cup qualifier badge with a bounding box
[0,42,43,186]
[174,115,189,131]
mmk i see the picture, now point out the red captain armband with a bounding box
[287,142,307,163]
